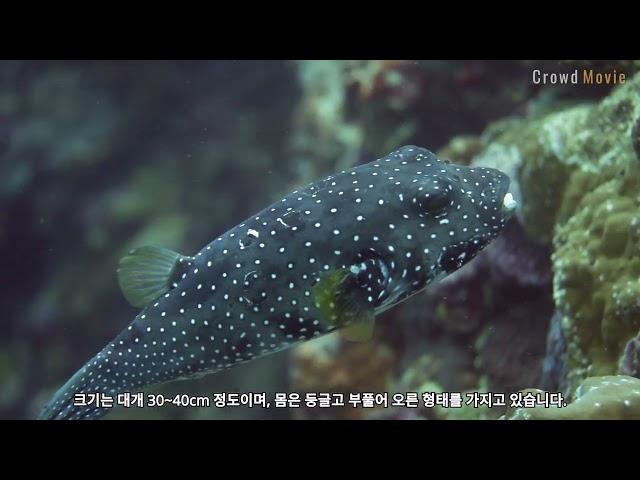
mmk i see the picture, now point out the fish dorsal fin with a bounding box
[312,267,376,342]
[117,245,189,308]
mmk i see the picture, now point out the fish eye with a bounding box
[417,179,453,215]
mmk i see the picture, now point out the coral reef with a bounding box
[619,331,640,378]
[288,66,640,418]
[392,216,553,396]
[289,334,397,419]
[506,375,640,420]
[551,79,640,391]
[468,72,640,395]
[290,60,537,167]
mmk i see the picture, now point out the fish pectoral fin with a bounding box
[312,267,376,342]
[341,313,375,342]
[117,245,189,308]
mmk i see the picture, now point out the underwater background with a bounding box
[2,59,640,420]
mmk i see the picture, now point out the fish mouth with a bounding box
[502,192,517,212]
[499,191,518,226]
[495,174,517,219]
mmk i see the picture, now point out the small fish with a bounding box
[38,145,517,420]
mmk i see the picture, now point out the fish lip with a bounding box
[492,174,516,220]
[503,192,517,211]
[499,178,517,219]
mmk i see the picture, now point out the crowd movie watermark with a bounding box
[532,68,626,85]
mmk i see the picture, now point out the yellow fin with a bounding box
[312,267,375,338]
[312,268,351,327]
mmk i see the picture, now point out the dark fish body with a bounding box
[39,146,516,420]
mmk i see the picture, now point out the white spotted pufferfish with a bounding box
[39,145,517,420]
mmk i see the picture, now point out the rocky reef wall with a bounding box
[288,62,640,420]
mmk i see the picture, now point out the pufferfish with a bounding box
[39,145,517,420]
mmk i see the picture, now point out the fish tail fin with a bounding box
[38,353,114,420]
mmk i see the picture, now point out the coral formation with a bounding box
[291,60,537,166]
[507,375,640,420]
[362,68,640,411]
[289,334,397,419]
[468,73,640,395]
[619,330,640,378]
[551,78,640,392]
[285,64,640,418]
